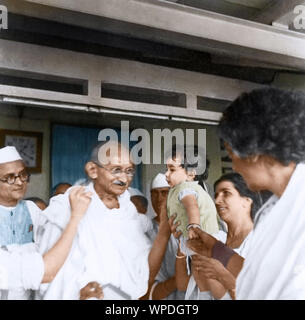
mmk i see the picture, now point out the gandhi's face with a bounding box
[0,160,28,206]
[94,145,135,197]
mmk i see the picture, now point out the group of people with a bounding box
[1,87,305,300]
[25,182,72,211]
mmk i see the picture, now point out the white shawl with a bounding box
[237,163,305,299]
[38,183,151,300]
[185,230,251,300]
[0,201,45,300]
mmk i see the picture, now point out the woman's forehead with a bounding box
[215,180,235,191]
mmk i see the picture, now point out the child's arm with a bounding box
[181,194,200,225]
[42,187,92,283]
[181,194,201,239]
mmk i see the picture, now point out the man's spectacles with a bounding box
[94,162,135,177]
[95,163,135,178]
[0,170,30,185]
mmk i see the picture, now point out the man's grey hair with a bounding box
[89,140,132,166]
[89,141,110,164]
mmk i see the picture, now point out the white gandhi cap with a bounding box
[151,173,170,190]
[128,187,145,198]
[0,146,22,164]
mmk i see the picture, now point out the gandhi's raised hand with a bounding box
[69,186,93,219]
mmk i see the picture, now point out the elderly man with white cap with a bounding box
[143,173,186,300]
[128,187,148,214]
[0,146,93,299]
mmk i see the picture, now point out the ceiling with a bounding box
[165,0,274,20]
[164,0,305,33]
[1,0,304,86]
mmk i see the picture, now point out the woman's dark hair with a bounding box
[166,144,208,189]
[214,172,262,220]
[218,88,305,165]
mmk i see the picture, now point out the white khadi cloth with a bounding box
[237,163,305,299]
[128,187,145,198]
[38,183,151,300]
[0,201,46,300]
[185,230,251,300]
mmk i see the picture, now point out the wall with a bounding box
[0,106,223,203]
[141,123,222,198]
[272,73,305,90]
[1,70,303,204]
[0,113,50,202]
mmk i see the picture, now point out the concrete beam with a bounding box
[0,39,263,121]
[254,0,305,25]
[0,39,260,101]
[21,0,305,70]
[168,0,260,20]
[0,85,223,122]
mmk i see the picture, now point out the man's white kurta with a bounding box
[236,163,305,299]
[0,201,45,300]
[38,183,151,300]
[0,245,44,290]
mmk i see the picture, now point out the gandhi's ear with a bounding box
[85,162,98,179]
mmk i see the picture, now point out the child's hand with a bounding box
[187,228,217,257]
[80,281,104,300]
[188,227,199,240]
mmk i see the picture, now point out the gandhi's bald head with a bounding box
[86,141,135,197]
[90,140,133,167]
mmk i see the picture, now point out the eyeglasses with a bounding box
[0,170,30,185]
[95,163,135,177]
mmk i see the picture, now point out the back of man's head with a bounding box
[52,182,72,196]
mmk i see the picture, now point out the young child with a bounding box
[165,145,219,254]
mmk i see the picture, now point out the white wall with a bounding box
[0,114,50,202]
